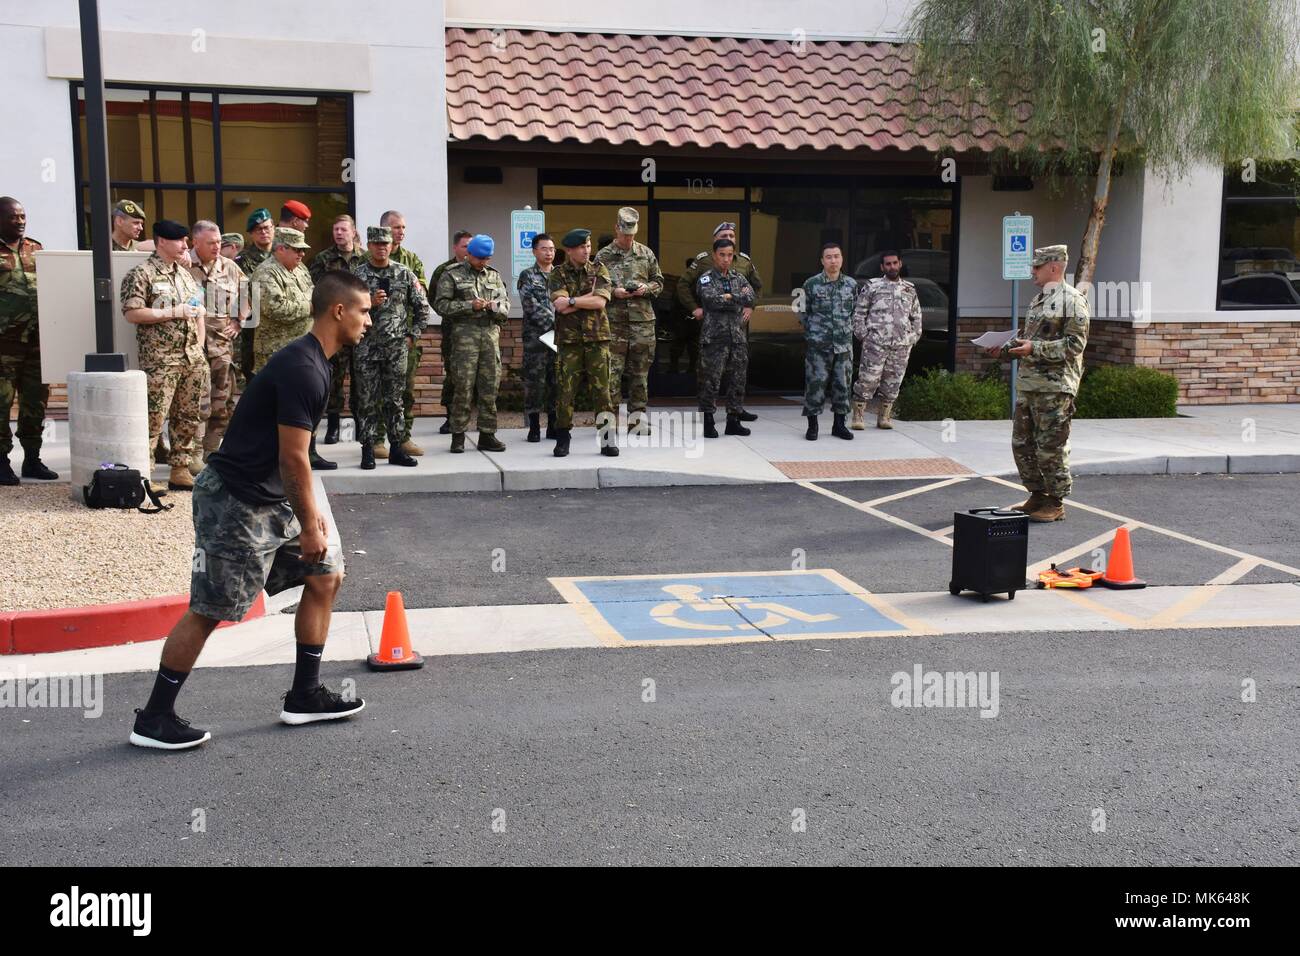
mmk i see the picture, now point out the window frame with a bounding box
[1217,164,1300,311]
[69,80,356,249]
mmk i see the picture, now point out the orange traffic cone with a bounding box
[367,591,425,671]
[1099,527,1146,590]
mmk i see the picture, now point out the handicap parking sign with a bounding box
[520,230,537,250]
[551,570,917,644]
[1010,234,1026,253]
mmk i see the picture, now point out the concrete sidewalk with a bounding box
[14,401,1300,493]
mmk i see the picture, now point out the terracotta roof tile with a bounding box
[447,28,1028,153]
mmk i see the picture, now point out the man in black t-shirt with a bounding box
[130,272,373,751]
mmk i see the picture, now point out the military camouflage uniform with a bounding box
[354,258,430,446]
[695,267,755,415]
[309,244,365,419]
[800,270,858,416]
[852,276,922,405]
[0,236,48,461]
[594,239,664,414]
[120,253,210,469]
[251,259,313,373]
[678,249,763,312]
[430,256,460,417]
[111,238,137,252]
[188,253,249,455]
[434,261,509,435]
[234,244,273,379]
[548,259,614,430]
[517,263,556,416]
[390,244,428,442]
[1004,281,1090,500]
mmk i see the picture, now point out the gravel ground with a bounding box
[0,484,194,611]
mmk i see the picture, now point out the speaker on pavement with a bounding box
[949,508,1029,602]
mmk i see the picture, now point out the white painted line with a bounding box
[796,480,954,548]
[862,476,970,508]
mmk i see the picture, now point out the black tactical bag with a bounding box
[83,463,171,514]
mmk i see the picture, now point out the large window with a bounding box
[72,84,354,252]
[1220,163,1300,309]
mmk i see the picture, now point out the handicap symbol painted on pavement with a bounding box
[550,571,918,644]
[1009,234,1027,253]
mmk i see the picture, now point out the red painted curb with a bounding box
[2,592,266,655]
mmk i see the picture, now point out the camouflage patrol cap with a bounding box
[274,226,310,250]
[113,199,145,221]
[220,232,244,250]
[1032,244,1069,266]
[246,207,272,231]
[367,226,393,244]
[616,207,639,235]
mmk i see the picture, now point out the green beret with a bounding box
[561,228,591,249]
[246,208,272,231]
[113,199,145,221]
[367,226,393,244]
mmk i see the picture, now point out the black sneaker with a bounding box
[280,684,366,726]
[129,708,212,750]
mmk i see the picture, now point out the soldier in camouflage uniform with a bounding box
[110,199,147,252]
[800,243,858,441]
[677,221,762,422]
[431,231,472,435]
[516,232,557,443]
[380,211,428,455]
[852,250,922,431]
[234,208,275,381]
[548,228,618,458]
[309,215,365,445]
[695,238,756,439]
[120,219,211,492]
[434,233,510,454]
[219,232,244,259]
[986,244,1090,523]
[353,225,430,469]
[0,197,57,484]
[595,207,664,434]
[187,221,250,470]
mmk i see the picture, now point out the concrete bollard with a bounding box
[66,370,150,504]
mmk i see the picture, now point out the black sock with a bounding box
[143,665,189,716]
[292,643,324,694]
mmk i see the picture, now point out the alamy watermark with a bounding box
[0,665,103,718]
[890,664,999,718]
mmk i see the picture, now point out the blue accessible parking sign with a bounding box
[550,570,918,644]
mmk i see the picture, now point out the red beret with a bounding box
[281,200,312,220]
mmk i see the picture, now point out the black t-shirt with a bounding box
[207,333,331,505]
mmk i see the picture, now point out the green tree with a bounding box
[906,0,1299,286]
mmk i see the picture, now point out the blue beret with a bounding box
[467,234,494,258]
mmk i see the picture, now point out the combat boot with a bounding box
[526,412,541,443]
[478,432,506,453]
[703,413,719,439]
[401,439,424,456]
[600,429,620,457]
[1028,495,1066,523]
[21,455,58,480]
[360,446,376,470]
[439,418,452,435]
[553,429,571,458]
[371,441,388,458]
[323,413,340,444]
[544,412,557,440]
[450,433,465,454]
[851,401,867,430]
[832,413,854,440]
[388,446,418,467]
[149,480,169,498]
[877,402,894,429]
[724,413,750,436]
[168,465,195,491]
[734,408,758,422]
[805,415,819,441]
[0,457,19,486]
[309,437,337,471]
[1011,491,1047,513]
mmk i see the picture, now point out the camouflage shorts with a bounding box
[189,469,341,622]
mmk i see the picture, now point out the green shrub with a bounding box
[1075,364,1179,418]
[894,367,1010,420]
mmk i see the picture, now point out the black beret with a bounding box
[153,219,188,240]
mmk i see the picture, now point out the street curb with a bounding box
[0,591,266,655]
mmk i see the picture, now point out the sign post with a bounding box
[510,207,546,288]
[1001,213,1033,417]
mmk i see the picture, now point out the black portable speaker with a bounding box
[949,508,1029,601]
